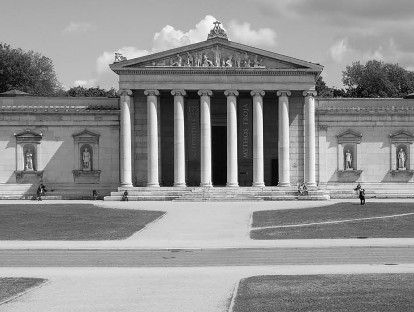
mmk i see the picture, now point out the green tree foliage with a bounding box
[66,86,118,97]
[342,60,414,98]
[0,43,62,96]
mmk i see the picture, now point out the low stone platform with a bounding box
[104,186,330,201]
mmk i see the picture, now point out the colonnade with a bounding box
[119,89,317,188]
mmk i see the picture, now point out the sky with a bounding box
[2,0,414,91]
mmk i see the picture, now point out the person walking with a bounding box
[358,188,366,205]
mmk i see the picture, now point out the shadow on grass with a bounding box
[251,202,414,239]
[0,204,165,240]
[0,278,46,304]
[232,274,414,312]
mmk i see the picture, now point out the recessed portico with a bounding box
[110,23,323,189]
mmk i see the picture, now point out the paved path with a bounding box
[2,265,414,312]
[1,247,413,267]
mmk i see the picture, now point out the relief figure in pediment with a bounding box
[235,52,242,67]
[225,54,233,67]
[213,46,221,67]
[186,52,193,66]
[243,52,251,68]
[203,53,213,67]
[195,52,202,67]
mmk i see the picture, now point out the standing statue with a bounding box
[235,52,242,68]
[225,54,233,67]
[195,52,202,67]
[83,147,91,171]
[213,46,221,67]
[25,150,34,171]
[186,52,193,66]
[398,148,406,169]
[345,150,352,170]
[203,53,213,67]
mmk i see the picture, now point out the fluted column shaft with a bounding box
[198,90,213,187]
[119,89,133,186]
[277,90,291,187]
[145,89,160,187]
[171,90,187,187]
[251,90,265,187]
[304,90,317,186]
[225,90,239,187]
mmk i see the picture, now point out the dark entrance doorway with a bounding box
[212,126,227,185]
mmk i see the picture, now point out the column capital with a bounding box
[171,89,187,97]
[224,90,239,97]
[277,90,291,97]
[198,89,213,97]
[303,90,317,97]
[144,89,160,96]
[251,90,265,97]
[117,89,133,97]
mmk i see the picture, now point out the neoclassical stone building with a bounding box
[1,23,413,199]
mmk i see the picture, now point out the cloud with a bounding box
[329,39,351,62]
[152,15,217,52]
[227,20,277,47]
[63,22,97,34]
[96,46,149,74]
[73,79,97,87]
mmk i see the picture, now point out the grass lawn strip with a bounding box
[0,278,46,305]
[232,274,414,312]
[0,204,165,240]
[251,202,414,239]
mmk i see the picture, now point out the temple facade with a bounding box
[1,23,414,200]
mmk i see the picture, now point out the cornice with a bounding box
[113,68,319,77]
[0,103,119,113]
[317,106,414,115]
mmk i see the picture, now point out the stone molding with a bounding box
[14,129,42,143]
[337,129,363,144]
[171,90,187,97]
[389,130,414,144]
[224,90,239,97]
[303,90,317,97]
[1,103,119,113]
[197,90,213,97]
[144,89,160,97]
[317,106,414,114]
[15,170,44,183]
[277,90,291,97]
[72,170,101,184]
[250,90,265,97]
[117,89,133,97]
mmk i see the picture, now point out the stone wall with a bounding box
[0,96,120,198]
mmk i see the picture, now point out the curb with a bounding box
[227,279,241,312]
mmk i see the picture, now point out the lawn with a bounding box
[0,278,46,304]
[251,202,414,239]
[0,204,165,240]
[232,274,414,312]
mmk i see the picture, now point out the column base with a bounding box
[174,182,187,187]
[226,182,239,187]
[120,183,133,187]
[305,182,317,187]
[277,182,291,187]
[146,183,160,187]
[200,182,213,187]
[252,182,265,187]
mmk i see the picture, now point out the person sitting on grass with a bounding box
[121,190,128,201]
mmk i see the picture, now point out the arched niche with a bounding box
[336,129,362,171]
[389,130,414,171]
[72,129,101,183]
[14,129,43,183]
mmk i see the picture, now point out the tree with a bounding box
[315,76,333,97]
[0,43,62,96]
[65,86,118,97]
[342,60,414,98]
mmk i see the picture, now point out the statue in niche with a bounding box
[82,147,91,171]
[345,150,353,170]
[25,149,34,171]
[398,148,406,169]
[203,53,213,67]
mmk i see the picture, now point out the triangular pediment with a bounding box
[110,37,323,73]
[389,130,414,143]
[14,129,42,143]
[72,129,100,139]
[337,129,363,144]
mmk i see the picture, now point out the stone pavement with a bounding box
[1,199,414,311]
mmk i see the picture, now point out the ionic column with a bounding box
[198,90,213,187]
[144,89,160,187]
[119,89,133,187]
[225,90,239,187]
[251,90,265,187]
[277,90,291,187]
[303,90,317,186]
[171,90,187,187]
